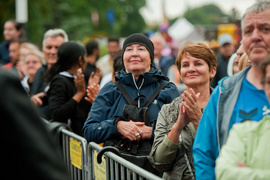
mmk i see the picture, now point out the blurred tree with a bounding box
[183,4,228,25]
[0,0,146,48]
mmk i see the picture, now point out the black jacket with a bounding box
[48,73,91,135]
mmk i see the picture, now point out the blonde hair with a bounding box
[24,50,46,65]
[238,53,251,71]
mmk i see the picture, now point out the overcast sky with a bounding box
[140,0,257,24]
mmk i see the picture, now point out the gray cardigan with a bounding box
[148,96,196,180]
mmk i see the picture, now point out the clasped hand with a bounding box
[117,120,152,142]
[175,88,202,131]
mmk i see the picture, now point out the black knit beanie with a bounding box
[122,33,154,63]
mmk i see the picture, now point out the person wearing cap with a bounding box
[82,33,180,170]
[193,2,270,179]
[211,33,235,88]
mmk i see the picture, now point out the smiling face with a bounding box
[123,44,151,78]
[42,36,65,68]
[180,53,216,88]
[24,54,42,77]
[242,9,270,66]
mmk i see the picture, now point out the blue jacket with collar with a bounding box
[82,66,180,143]
[192,67,251,180]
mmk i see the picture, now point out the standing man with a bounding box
[2,40,21,73]
[84,40,101,84]
[211,33,235,87]
[193,2,270,179]
[96,37,120,77]
[30,29,68,119]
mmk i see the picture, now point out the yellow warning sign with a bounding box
[93,150,106,180]
[69,137,82,169]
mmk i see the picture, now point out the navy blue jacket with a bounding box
[0,41,10,65]
[83,66,180,143]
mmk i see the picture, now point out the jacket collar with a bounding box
[115,65,168,87]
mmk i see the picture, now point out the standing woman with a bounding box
[83,33,180,173]
[149,43,217,179]
[0,20,24,65]
[45,41,90,135]
[21,50,44,95]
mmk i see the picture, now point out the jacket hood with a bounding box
[115,65,169,87]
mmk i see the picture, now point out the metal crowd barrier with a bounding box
[61,129,89,180]
[60,129,162,180]
[88,142,163,180]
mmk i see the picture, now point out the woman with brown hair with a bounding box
[149,42,217,180]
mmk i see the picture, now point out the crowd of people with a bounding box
[1,1,270,179]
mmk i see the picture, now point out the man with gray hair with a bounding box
[31,29,68,119]
[192,1,270,179]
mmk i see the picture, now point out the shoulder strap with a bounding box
[142,82,171,107]
[114,82,137,106]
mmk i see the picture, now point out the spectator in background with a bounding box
[0,69,70,180]
[85,52,124,104]
[30,29,68,119]
[193,2,270,179]
[84,40,101,84]
[211,33,235,87]
[215,55,270,180]
[150,34,181,88]
[46,41,90,135]
[227,44,245,76]
[99,50,121,88]
[2,40,22,75]
[21,50,44,96]
[0,20,24,65]
[17,42,39,79]
[96,37,120,77]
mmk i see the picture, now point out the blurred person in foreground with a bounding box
[211,33,235,87]
[149,43,217,180]
[215,55,270,180]
[83,33,180,174]
[193,2,270,179]
[0,69,70,180]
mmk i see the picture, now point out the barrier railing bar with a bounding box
[88,142,162,180]
[61,129,88,180]
[120,164,124,180]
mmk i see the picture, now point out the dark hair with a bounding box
[113,51,124,74]
[6,19,24,38]
[85,40,98,56]
[108,37,119,44]
[260,55,270,85]
[44,41,86,82]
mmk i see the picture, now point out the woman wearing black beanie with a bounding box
[83,33,180,175]
[46,41,91,135]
